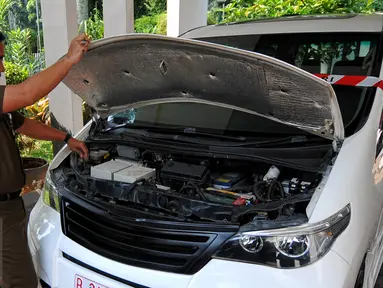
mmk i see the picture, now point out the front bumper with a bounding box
[28,196,354,288]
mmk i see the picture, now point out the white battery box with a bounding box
[90,159,133,180]
[114,165,156,184]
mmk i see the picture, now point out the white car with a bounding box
[28,13,383,288]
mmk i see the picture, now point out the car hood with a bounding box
[62,34,344,141]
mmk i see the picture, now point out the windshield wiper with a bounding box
[100,123,247,142]
[100,123,327,147]
[247,135,328,147]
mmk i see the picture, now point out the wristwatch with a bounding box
[64,133,72,144]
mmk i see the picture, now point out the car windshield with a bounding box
[108,32,381,138]
[108,103,314,137]
[198,32,381,137]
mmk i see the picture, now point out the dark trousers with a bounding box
[0,197,38,288]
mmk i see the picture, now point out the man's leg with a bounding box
[0,197,38,288]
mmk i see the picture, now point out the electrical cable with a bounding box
[267,180,284,200]
[253,180,268,202]
[179,182,207,200]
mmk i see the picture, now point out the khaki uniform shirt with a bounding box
[0,86,26,194]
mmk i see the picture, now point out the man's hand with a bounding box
[1,33,91,113]
[67,137,89,159]
[65,33,91,65]
[16,118,89,159]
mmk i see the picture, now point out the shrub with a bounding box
[373,0,383,11]
[135,15,158,33]
[207,10,218,25]
[135,13,167,35]
[4,61,29,85]
[79,7,104,40]
[156,13,167,35]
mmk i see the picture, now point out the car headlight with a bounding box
[42,171,60,212]
[213,204,350,268]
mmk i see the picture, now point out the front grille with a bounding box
[61,197,237,274]
[63,253,150,288]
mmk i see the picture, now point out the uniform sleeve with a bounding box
[0,85,5,113]
[10,111,25,130]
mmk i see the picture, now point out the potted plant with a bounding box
[21,157,49,194]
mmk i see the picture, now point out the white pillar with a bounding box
[41,0,83,146]
[103,0,134,37]
[167,0,208,37]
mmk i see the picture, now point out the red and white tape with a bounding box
[314,74,383,90]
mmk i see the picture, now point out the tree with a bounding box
[88,0,102,14]
[134,0,148,18]
[134,0,166,18]
[0,0,14,33]
[373,0,383,11]
[26,0,43,52]
[144,0,167,15]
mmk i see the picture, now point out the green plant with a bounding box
[135,13,167,34]
[220,0,374,23]
[89,0,102,16]
[5,28,45,76]
[16,96,50,156]
[144,0,167,15]
[6,28,32,63]
[156,13,167,35]
[0,0,14,33]
[27,48,45,75]
[207,9,219,25]
[20,139,53,162]
[373,0,383,11]
[135,15,159,33]
[134,0,166,18]
[23,97,50,124]
[79,7,104,40]
[4,61,28,84]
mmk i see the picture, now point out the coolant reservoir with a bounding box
[89,149,109,164]
[263,165,280,181]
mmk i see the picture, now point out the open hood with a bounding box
[62,34,344,141]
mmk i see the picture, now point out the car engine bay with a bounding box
[51,142,328,227]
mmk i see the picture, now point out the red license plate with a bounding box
[74,275,109,288]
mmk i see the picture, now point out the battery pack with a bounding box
[213,172,244,189]
[91,158,156,184]
[90,160,132,181]
[114,165,156,184]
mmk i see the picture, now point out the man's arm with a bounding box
[1,34,90,113]
[16,118,89,159]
